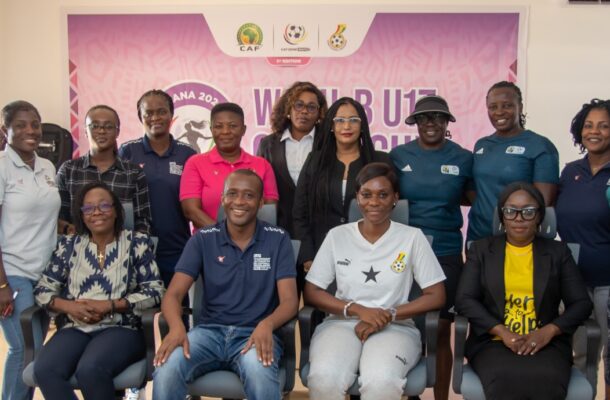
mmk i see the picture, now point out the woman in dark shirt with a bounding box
[556,98,610,397]
[293,97,391,273]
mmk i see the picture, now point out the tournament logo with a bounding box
[164,81,229,154]
[328,24,347,50]
[284,24,307,45]
[391,252,407,273]
[237,23,263,52]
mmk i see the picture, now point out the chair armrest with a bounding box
[276,318,297,392]
[424,310,439,387]
[19,305,48,367]
[583,318,601,389]
[141,307,160,381]
[298,305,326,372]
[452,314,468,394]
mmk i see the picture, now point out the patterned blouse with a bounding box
[35,230,165,331]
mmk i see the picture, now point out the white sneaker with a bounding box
[124,388,145,400]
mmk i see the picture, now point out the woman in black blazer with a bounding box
[257,81,327,237]
[456,182,592,400]
[293,97,392,276]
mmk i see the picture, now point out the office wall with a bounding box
[1,0,609,164]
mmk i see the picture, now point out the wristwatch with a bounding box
[389,307,397,322]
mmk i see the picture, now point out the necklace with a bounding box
[96,250,105,267]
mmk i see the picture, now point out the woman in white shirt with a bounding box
[304,162,446,400]
[0,100,61,400]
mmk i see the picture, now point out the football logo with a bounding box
[328,24,347,50]
[284,24,306,45]
[391,252,407,273]
[237,23,263,52]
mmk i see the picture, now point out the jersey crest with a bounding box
[391,252,407,273]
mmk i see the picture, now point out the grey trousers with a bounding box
[307,318,421,400]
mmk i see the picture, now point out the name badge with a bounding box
[441,165,459,175]
[506,146,525,155]
[169,162,183,175]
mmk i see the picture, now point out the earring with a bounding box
[445,130,452,139]
[287,115,290,119]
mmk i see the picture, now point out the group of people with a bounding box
[0,79,607,400]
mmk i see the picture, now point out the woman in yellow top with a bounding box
[456,182,592,400]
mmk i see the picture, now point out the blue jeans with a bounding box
[153,324,283,400]
[0,276,43,400]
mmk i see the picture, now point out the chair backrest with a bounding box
[217,203,277,225]
[122,202,135,231]
[348,198,409,224]
[492,206,557,239]
[38,123,73,169]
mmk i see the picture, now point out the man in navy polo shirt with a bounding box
[152,169,298,400]
[118,89,197,287]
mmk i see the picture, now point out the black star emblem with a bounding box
[362,266,380,283]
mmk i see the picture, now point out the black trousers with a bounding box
[34,326,145,400]
[471,341,571,400]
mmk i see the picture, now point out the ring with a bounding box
[84,317,88,321]
[530,342,537,347]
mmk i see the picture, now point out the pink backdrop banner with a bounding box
[67,12,520,155]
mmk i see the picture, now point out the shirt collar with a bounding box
[218,218,264,248]
[142,134,177,157]
[83,152,124,171]
[208,146,249,164]
[6,145,41,171]
[280,127,316,143]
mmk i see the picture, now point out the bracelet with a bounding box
[0,282,9,289]
[109,300,115,319]
[343,301,355,318]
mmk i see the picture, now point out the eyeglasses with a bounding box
[87,123,118,132]
[81,202,114,215]
[501,206,538,221]
[414,113,448,125]
[293,101,320,113]
[333,117,362,126]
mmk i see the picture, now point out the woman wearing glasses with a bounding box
[293,97,391,275]
[0,101,60,400]
[258,82,327,294]
[56,105,152,235]
[389,95,473,400]
[456,182,592,400]
[467,81,559,243]
[258,82,327,235]
[33,182,164,400]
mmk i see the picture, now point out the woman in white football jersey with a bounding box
[304,162,446,400]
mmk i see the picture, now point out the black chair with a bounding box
[453,206,598,399]
[146,240,301,399]
[38,123,73,169]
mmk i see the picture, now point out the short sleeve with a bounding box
[532,138,560,184]
[180,156,204,201]
[174,234,204,280]
[275,234,297,281]
[117,144,130,160]
[306,229,337,290]
[261,159,279,201]
[411,229,446,289]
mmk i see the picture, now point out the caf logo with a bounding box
[328,24,347,50]
[237,23,263,51]
[284,24,306,45]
